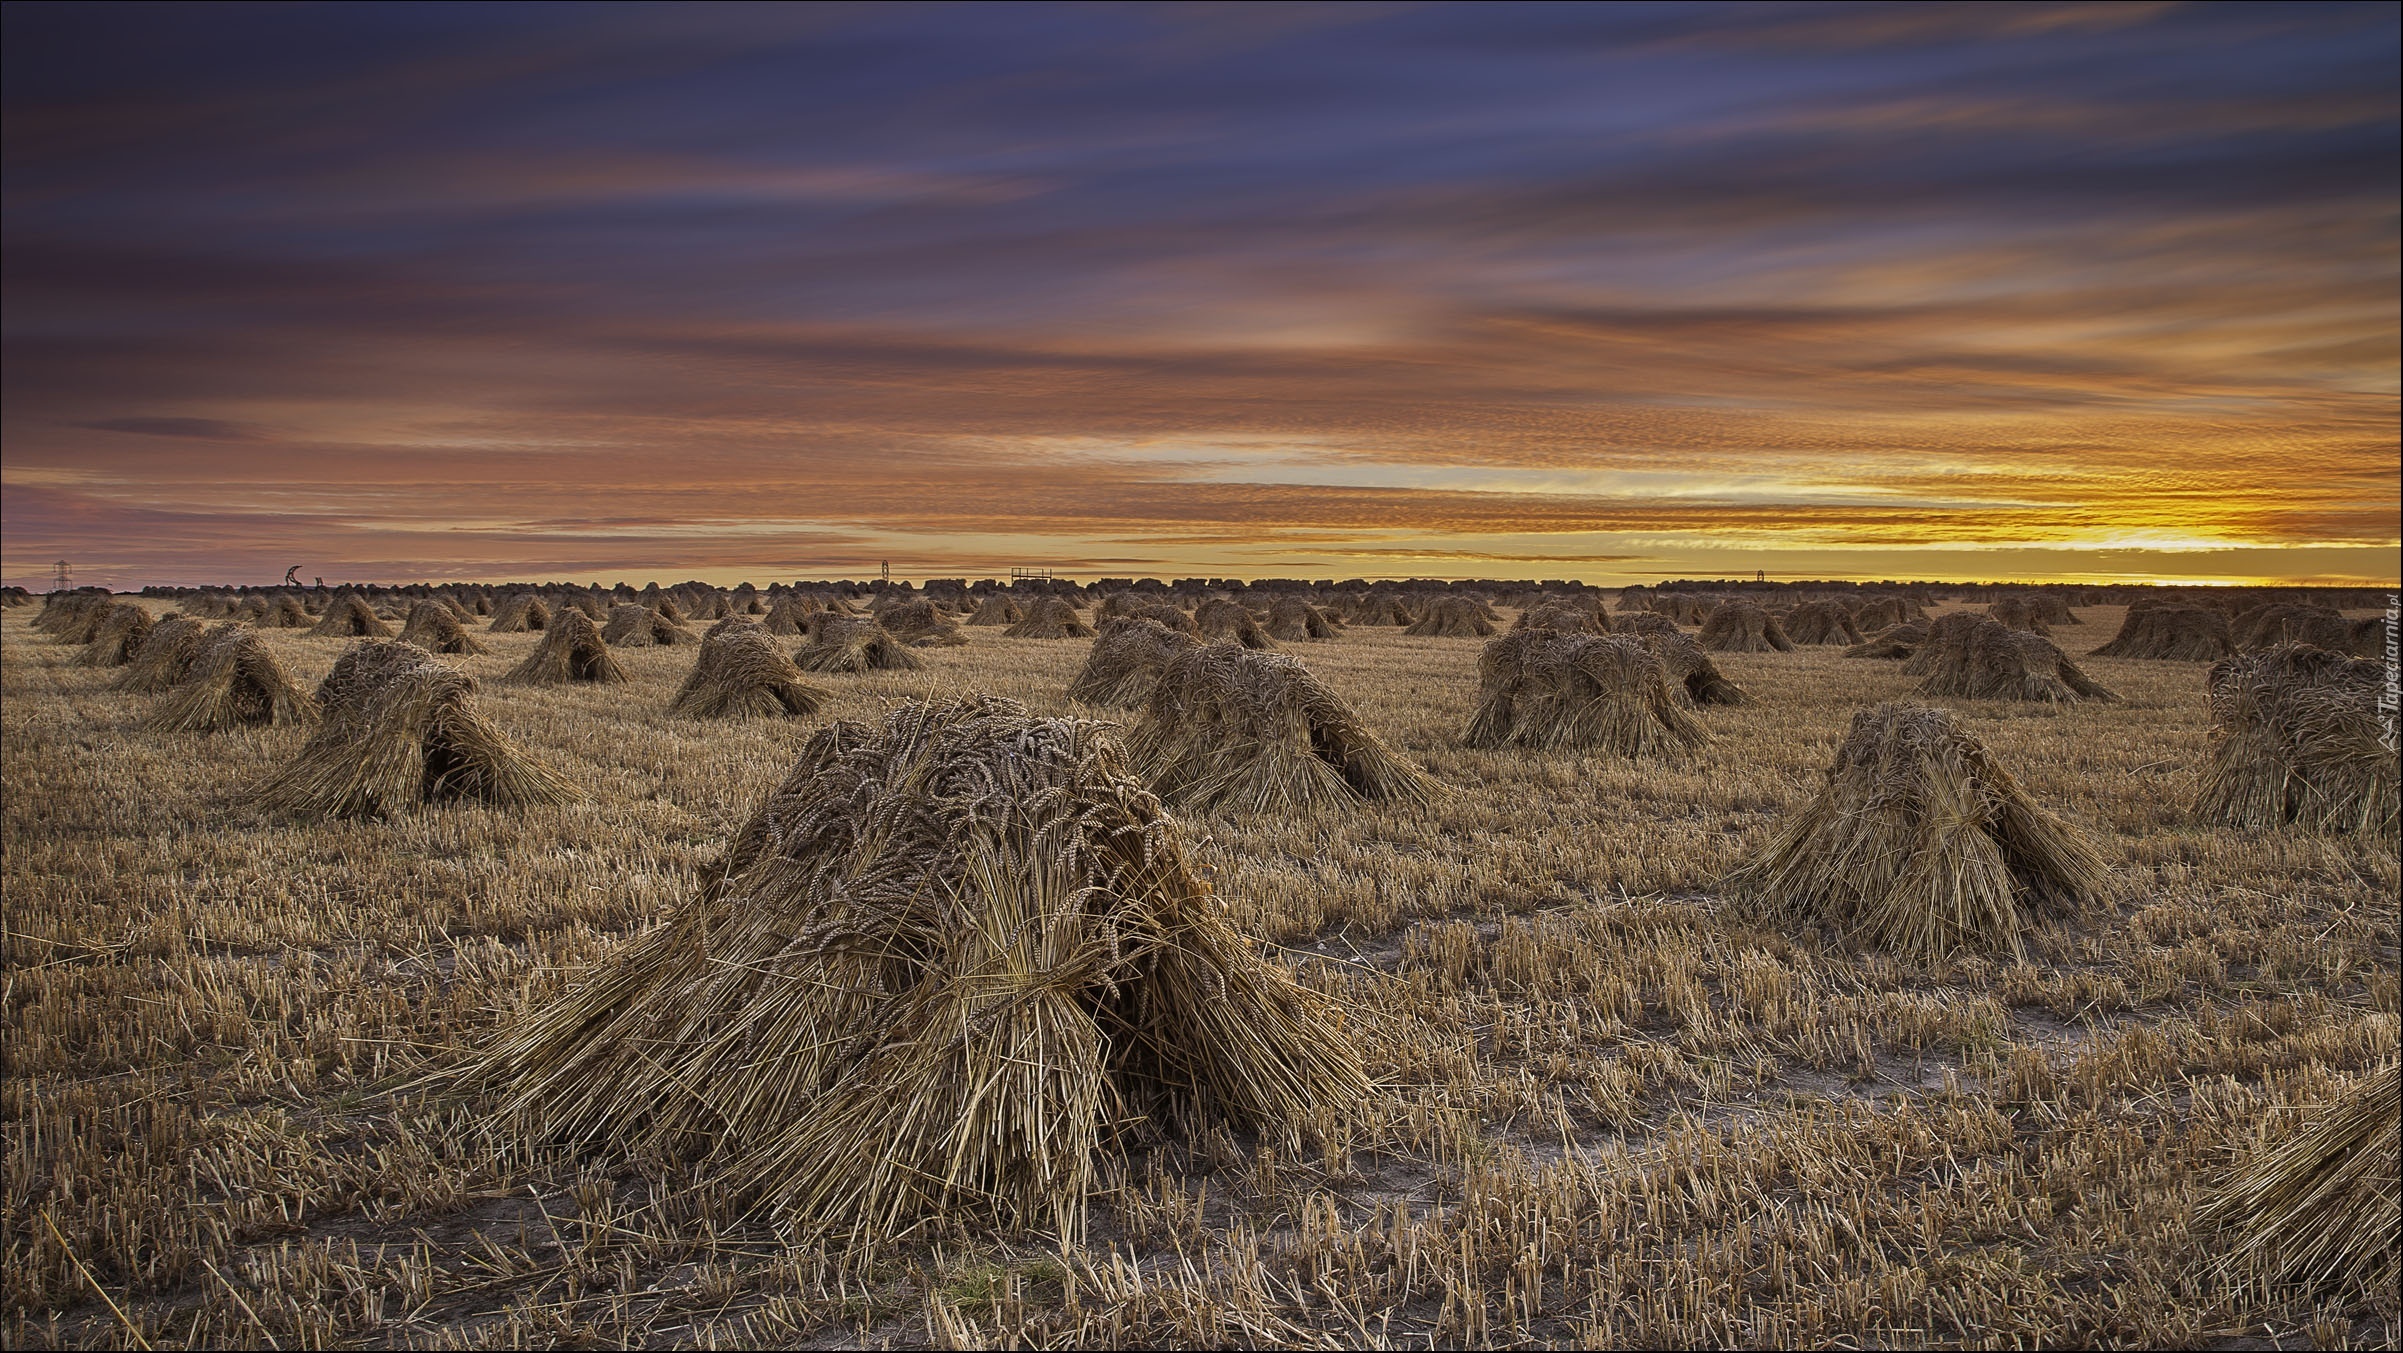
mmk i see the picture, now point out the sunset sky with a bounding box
[4,2,2397,588]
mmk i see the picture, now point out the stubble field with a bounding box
[4,598,2397,1349]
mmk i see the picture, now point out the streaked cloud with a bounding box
[3,2,2393,587]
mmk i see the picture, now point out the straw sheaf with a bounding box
[670,619,830,719]
[603,603,698,647]
[35,591,115,641]
[1263,596,1340,642]
[1194,597,1276,648]
[397,601,491,655]
[147,624,316,732]
[1117,600,1199,634]
[1845,620,1929,661]
[308,594,394,638]
[1344,594,1415,627]
[1512,601,1610,636]
[75,603,156,667]
[112,615,211,692]
[2199,1061,2399,1300]
[794,615,925,673]
[505,607,629,685]
[1783,600,1865,646]
[1651,593,1718,626]
[487,594,550,633]
[1918,617,2116,703]
[1985,596,2052,635]
[1724,702,2111,960]
[1465,630,1709,754]
[1128,644,1440,814]
[1404,596,1496,638]
[254,641,574,817]
[1610,610,1679,638]
[1068,618,1205,709]
[2231,602,2372,658]
[2196,644,2397,836]
[968,594,1025,626]
[2089,601,2233,661]
[881,599,969,647]
[761,595,819,634]
[453,695,1367,1244]
[1639,629,1748,706]
[1005,596,1096,639]
[1852,594,1926,631]
[1697,602,1793,653]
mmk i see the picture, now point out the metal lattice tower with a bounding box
[53,560,71,589]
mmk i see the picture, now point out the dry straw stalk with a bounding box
[112,615,210,693]
[396,601,491,655]
[452,696,1366,1245]
[1917,616,2115,703]
[308,594,394,638]
[506,607,628,685]
[1004,596,1096,639]
[75,603,154,666]
[1724,701,2110,960]
[254,640,574,816]
[1128,644,1439,814]
[146,623,317,732]
[1068,617,1203,709]
[2196,644,2399,836]
[1464,630,1708,754]
[2200,1061,2399,1301]
[794,615,925,672]
[670,618,829,718]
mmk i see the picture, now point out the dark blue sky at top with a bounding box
[2,2,2396,585]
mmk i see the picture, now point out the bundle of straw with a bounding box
[1845,621,1928,661]
[76,603,155,667]
[1513,600,1611,635]
[488,593,550,633]
[505,608,628,685]
[1005,595,1096,639]
[1404,596,1496,638]
[1611,610,1679,638]
[1638,629,1749,706]
[1194,597,1276,648]
[1128,644,1438,814]
[455,695,1367,1243]
[880,599,969,647]
[148,624,316,732]
[2089,600,2232,661]
[1068,617,1204,709]
[1698,602,1793,652]
[397,600,491,655]
[1724,702,2109,960]
[794,615,925,673]
[2199,1061,2399,1299]
[1263,596,1342,641]
[1917,616,2115,703]
[1985,596,2051,634]
[113,614,209,692]
[308,593,393,638]
[1465,630,1708,753]
[255,641,573,816]
[670,618,829,718]
[967,594,1025,626]
[2196,644,2397,836]
[603,603,698,647]
[34,590,112,640]
[1783,600,1865,646]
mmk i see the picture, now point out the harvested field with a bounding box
[3,596,2397,1350]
